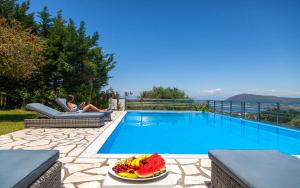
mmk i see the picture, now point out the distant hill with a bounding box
[225,94,300,103]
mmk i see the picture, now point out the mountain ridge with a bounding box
[225,94,300,103]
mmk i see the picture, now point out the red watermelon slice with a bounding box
[135,154,166,178]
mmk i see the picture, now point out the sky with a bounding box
[28,0,300,99]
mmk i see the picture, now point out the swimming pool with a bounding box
[98,111,300,155]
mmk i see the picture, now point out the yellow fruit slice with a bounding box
[117,172,138,179]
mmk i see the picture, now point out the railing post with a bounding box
[257,102,261,121]
[241,101,245,118]
[213,100,216,113]
[141,98,143,110]
[207,100,210,110]
[230,101,232,115]
[244,102,246,118]
[221,101,223,114]
[276,103,280,125]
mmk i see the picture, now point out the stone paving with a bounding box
[0,111,212,188]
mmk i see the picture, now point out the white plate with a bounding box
[108,168,168,182]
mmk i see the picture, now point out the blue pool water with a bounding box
[98,111,300,155]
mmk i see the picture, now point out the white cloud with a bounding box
[202,88,223,94]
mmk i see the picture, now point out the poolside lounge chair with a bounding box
[25,103,105,128]
[55,98,113,121]
[0,150,61,188]
[209,150,300,188]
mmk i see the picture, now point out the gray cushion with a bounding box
[103,109,113,115]
[0,150,59,188]
[209,150,300,188]
[26,103,61,118]
[54,112,105,119]
[55,98,71,112]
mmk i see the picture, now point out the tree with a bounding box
[0,18,44,80]
[141,86,188,99]
[0,1,116,108]
[0,0,37,31]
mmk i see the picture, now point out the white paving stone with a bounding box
[64,172,105,183]
[84,166,109,175]
[177,158,199,164]
[165,158,177,164]
[67,147,85,157]
[62,183,76,188]
[182,165,200,175]
[200,159,211,168]
[200,167,211,177]
[166,164,182,174]
[54,145,77,154]
[23,139,50,147]
[74,158,106,164]
[184,175,210,185]
[169,174,182,185]
[59,157,76,163]
[77,181,101,188]
[65,163,101,174]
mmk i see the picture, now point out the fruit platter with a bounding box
[109,153,167,181]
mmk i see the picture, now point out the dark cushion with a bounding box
[209,150,300,188]
[55,98,71,112]
[54,112,105,119]
[0,150,59,188]
[26,103,61,118]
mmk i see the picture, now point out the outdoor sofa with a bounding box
[0,150,61,188]
[209,150,300,188]
[25,103,105,128]
[55,98,113,121]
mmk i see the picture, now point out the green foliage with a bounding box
[260,109,300,124]
[192,103,209,111]
[141,86,188,99]
[0,18,44,80]
[0,109,38,135]
[289,119,300,127]
[0,1,115,108]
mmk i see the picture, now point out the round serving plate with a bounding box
[108,168,168,182]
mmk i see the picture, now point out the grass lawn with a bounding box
[0,109,38,136]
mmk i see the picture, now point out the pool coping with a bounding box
[81,110,300,159]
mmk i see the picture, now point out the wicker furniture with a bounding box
[55,98,113,121]
[209,150,300,188]
[25,103,105,128]
[25,118,104,128]
[29,162,61,188]
[0,150,61,188]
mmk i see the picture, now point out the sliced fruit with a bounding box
[135,154,166,178]
[117,172,138,179]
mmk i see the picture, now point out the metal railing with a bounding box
[125,98,207,111]
[125,98,300,127]
[208,100,300,126]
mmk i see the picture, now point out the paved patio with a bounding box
[0,111,211,188]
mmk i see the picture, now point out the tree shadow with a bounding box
[0,113,38,122]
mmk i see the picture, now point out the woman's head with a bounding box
[66,95,74,103]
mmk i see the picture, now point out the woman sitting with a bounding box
[66,95,107,112]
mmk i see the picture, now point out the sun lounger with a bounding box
[55,98,113,121]
[0,150,61,188]
[25,103,105,128]
[208,150,300,188]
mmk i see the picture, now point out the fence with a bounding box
[125,98,206,111]
[207,100,300,126]
[125,98,300,127]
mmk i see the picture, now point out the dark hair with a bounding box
[66,95,74,103]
